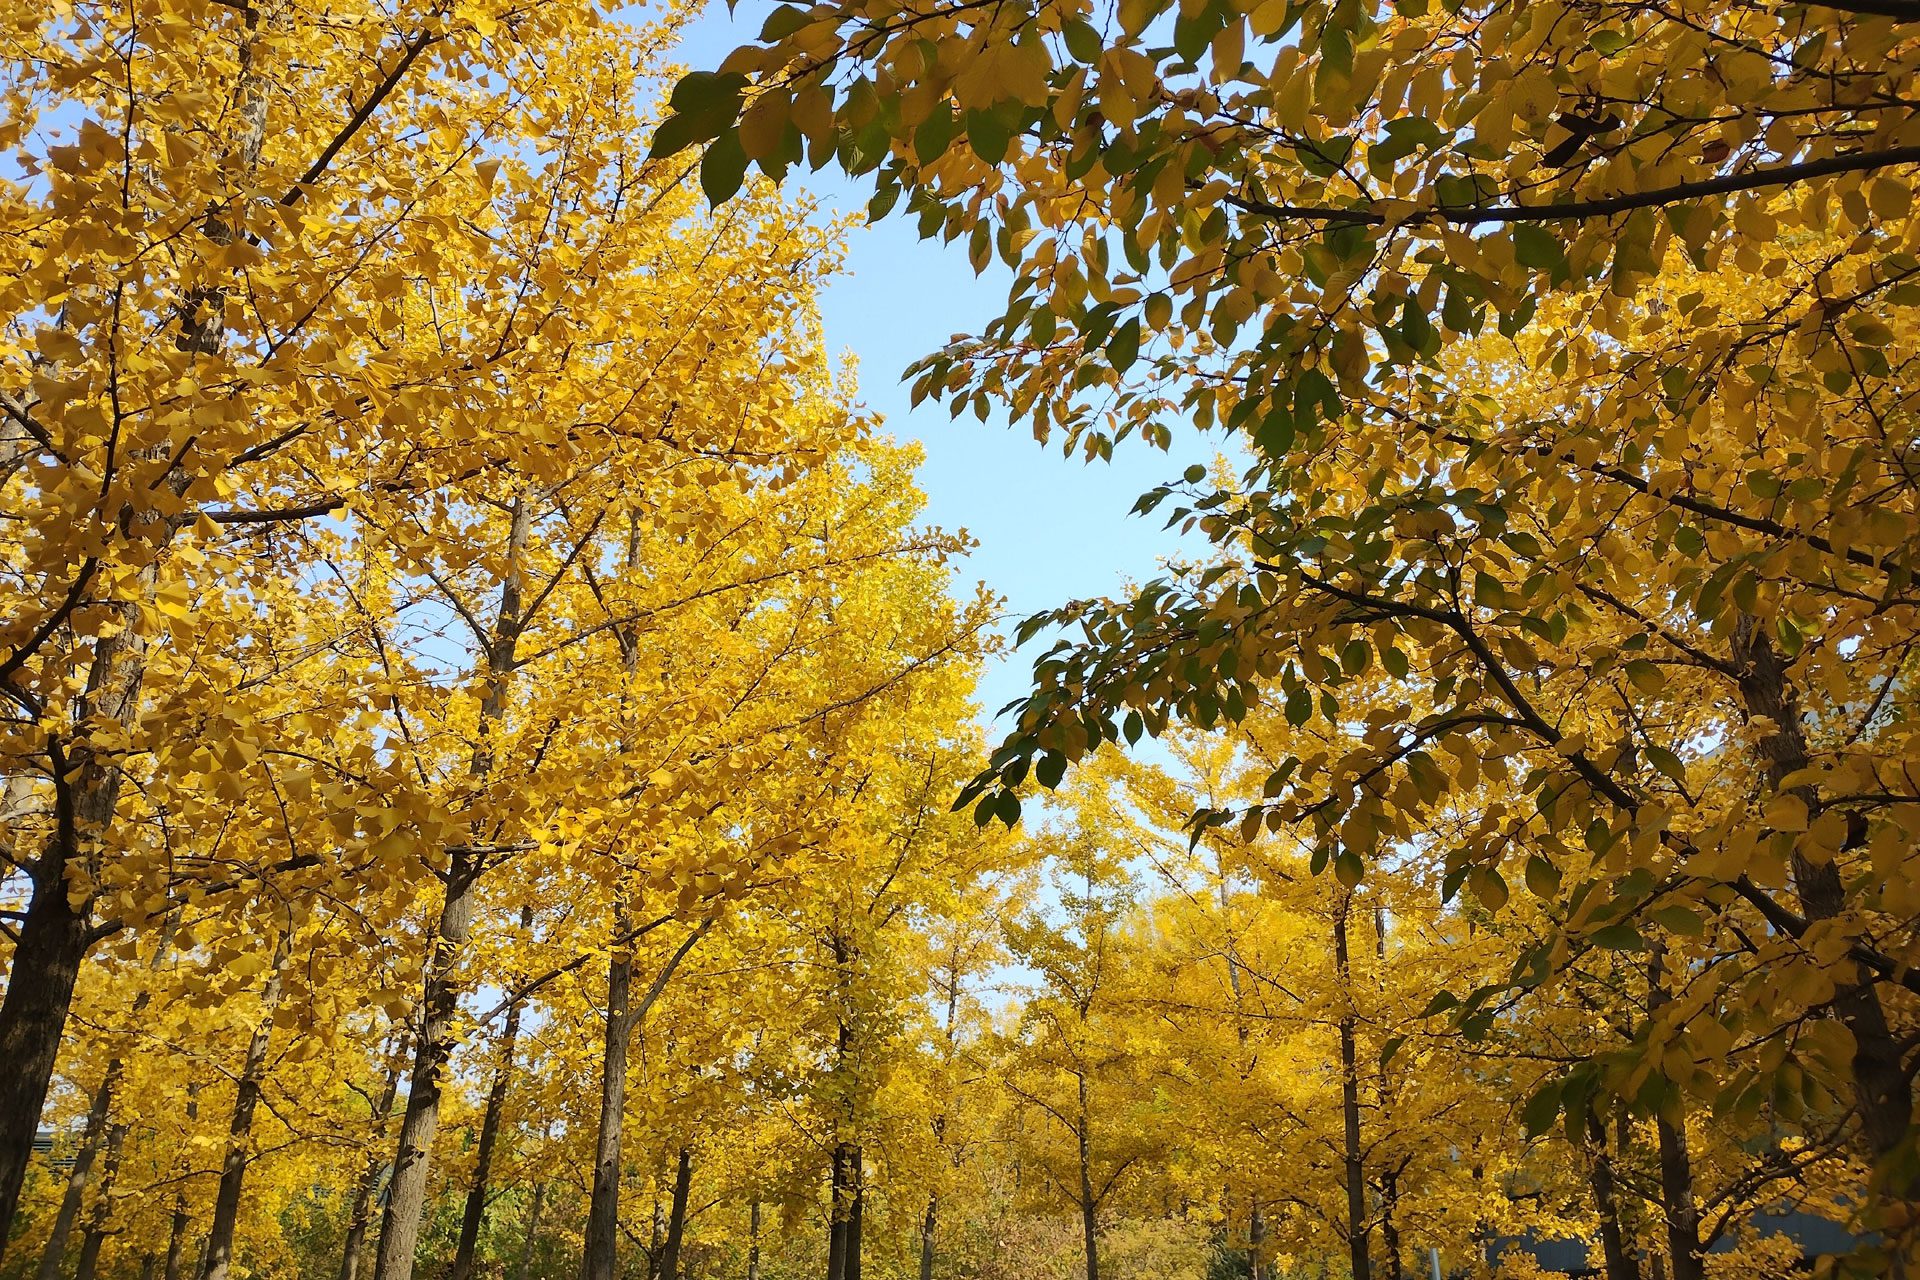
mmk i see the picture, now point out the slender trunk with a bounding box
[1217,855,1262,1280]
[449,992,525,1280]
[371,854,480,1280]
[825,1146,850,1280]
[140,1252,158,1280]
[1585,1110,1641,1280]
[73,922,176,1280]
[34,1070,113,1280]
[201,927,293,1280]
[1645,950,1702,1280]
[826,932,862,1280]
[0,857,94,1246]
[658,1147,692,1280]
[648,1180,665,1280]
[514,1181,545,1280]
[1732,619,1916,1175]
[846,1147,863,1280]
[1333,893,1372,1280]
[1077,1073,1098,1280]
[1373,911,1399,1280]
[1378,1169,1403,1280]
[375,500,532,1280]
[747,1198,762,1280]
[72,1107,128,1280]
[0,598,155,1249]
[918,1193,937,1280]
[581,915,713,1280]
[162,1085,200,1280]
[163,1197,193,1280]
[1655,1111,1703,1280]
[582,932,633,1280]
[339,1054,404,1280]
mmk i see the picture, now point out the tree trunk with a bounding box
[1585,1110,1641,1280]
[583,932,634,1280]
[1333,893,1372,1280]
[0,865,94,1247]
[648,1180,665,1280]
[375,498,532,1280]
[825,1146,850,1280]
[658,1147,692,1280]
[1249,1200,1266,1280]
[339,1054,404,1280]
[1645,950,1702,1280]
[370,853,480,1280]
[581,915,712,1280]
[72,1106,128,1280]
[1654,1110,1703,1280]
[162,1085,200,1280]
[1077,1073,1099,1280]
[515,1181,545,1280]
[34,1069,113,1280]
[846,1148,863,1280]
[1378,1169,1403,1280]
[71,922,176,1280]
[163,1195,193,1280]
[449,993,525,1280]
[201,928,292,1280]
[747,1198,762,1280]
[1731,618,1916,1176]
[918,1193,936,1280]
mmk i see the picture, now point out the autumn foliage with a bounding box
[5,0,1920,1276]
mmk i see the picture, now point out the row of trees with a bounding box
[661,0,1920,1271]
[6,0,1920,1274]
[0,0,998,1276]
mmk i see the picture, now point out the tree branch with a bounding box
[1226,146,1920,227]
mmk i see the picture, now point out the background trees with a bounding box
[6,0,1920,1275]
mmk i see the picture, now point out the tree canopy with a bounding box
[3,0,1919,1276]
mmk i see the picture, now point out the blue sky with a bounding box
[672,6,1218,727]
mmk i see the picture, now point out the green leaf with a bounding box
[993,788,1023,827]
[700,132,750,205]
[1063,17,1104,62]
[1522,1080,1564,1137]
[1035,752,1067,789]
[1645,744,1687,786]
[670,71,748,118]
[1295,367,1340,424]
[1623,659,1665,693]
[1419,990,1459,1018]
[915,106,958,165]
[1334,850,1365,887]
[1589,923,1645,951]
[966,109,1011,164]
[1650,904,1706,937]
[649,111,707,160]
[1589,28,1628,54]
[1285,685,1313,726]
[1513,224,1567,275]
[1524,855,1561,898]
[1107,317,1142,372]
[759,4,812,39]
